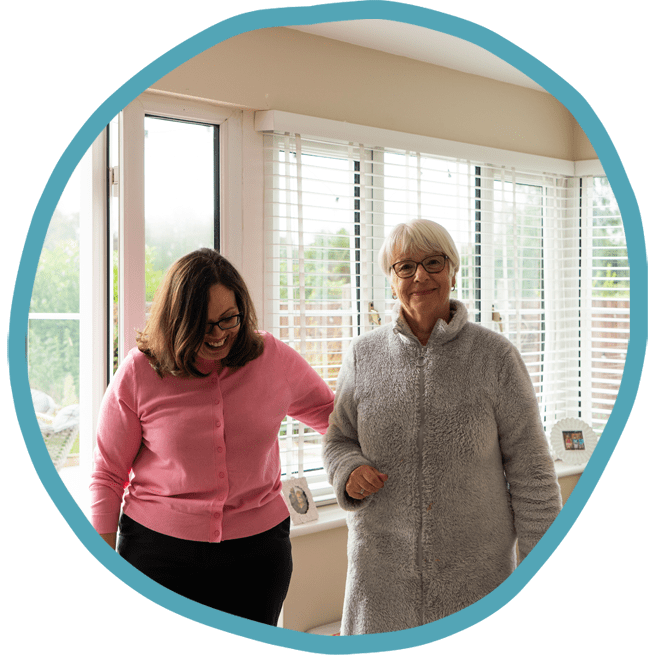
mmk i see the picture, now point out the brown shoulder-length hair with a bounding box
[136,249,264,378]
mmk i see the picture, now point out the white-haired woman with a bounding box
[323,218,562,635]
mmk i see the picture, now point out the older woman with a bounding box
[90,249,334,625]
[323,219,562,634]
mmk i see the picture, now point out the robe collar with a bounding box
[392,299,469,347]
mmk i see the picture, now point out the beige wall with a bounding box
[284,527,348,633]
[153,27,596,161]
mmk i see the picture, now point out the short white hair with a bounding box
[378,219,460,278]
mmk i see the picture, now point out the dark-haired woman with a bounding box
[90,249,334,625]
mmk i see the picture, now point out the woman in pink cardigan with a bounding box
[90,249,334,625]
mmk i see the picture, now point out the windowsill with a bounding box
[291,459,587,539]
[553,459,587,478]
[62,460,584,541]
[290,503,348,538]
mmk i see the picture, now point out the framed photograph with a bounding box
[281,477,319,525]
[550,418,598,465]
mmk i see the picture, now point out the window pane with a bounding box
[265,137,372,503]
[491,183,544,337]
[30,184,80,315]
[590,176,628,435]
[382,152,467,240]
[382,152,474,312]
[28,319,80,406]
[276,150,359,385]
[28,318,80,471]
[492,180,545,404]
[144,116,216,305]
[28,158,81,472]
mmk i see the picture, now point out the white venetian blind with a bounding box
[582,176,630,434]
[483,168,581,432]
[263,131,628,503]
[263,134,376,503]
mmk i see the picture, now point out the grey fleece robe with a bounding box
[322,300,562,635]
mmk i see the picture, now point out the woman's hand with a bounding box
[346,465,388,500]
[100,532,117,550]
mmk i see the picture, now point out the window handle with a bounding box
[492,305,504,332]
[368,302,382,326]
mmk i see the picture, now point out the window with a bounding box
[29,103,628,509]
[264,132,629,503]
[264,137,372,502]
[484,169,576,430]
[28,93,243,505]
[108,93,242,377]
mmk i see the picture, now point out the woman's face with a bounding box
[390,250,456,324]
[197,283,241,362]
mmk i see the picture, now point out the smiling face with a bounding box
[197,283,241,362]
[390,250,457,327]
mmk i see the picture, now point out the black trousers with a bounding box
[117,513,292,626]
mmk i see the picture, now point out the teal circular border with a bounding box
[8,1,647,653]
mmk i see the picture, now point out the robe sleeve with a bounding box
[494,344,563,561]
[322,342,377,511]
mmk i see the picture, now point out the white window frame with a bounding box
[79,129,109,480]
[116,91,244,362]
[23,133,107,509]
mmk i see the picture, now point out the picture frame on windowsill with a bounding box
[282,476,319,525]
[550,418,598,466]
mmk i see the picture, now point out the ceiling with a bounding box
[289,20,545,93]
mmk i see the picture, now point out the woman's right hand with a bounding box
[346,465,388,499]
[100,533,117,550]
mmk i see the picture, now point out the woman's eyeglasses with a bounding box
[205,313,242,333]
[391,254,448,278]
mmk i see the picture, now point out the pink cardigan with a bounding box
[90,332,335,542]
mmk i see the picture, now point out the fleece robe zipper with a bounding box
[416,344,427,625]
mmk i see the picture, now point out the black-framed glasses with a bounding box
[205,313,242,333]
[391,254,449,278]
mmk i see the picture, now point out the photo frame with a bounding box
[281,477,319,525]
[550,418,598,466]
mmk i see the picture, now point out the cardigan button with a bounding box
[417,356,426,366]
[219,472,225,479]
